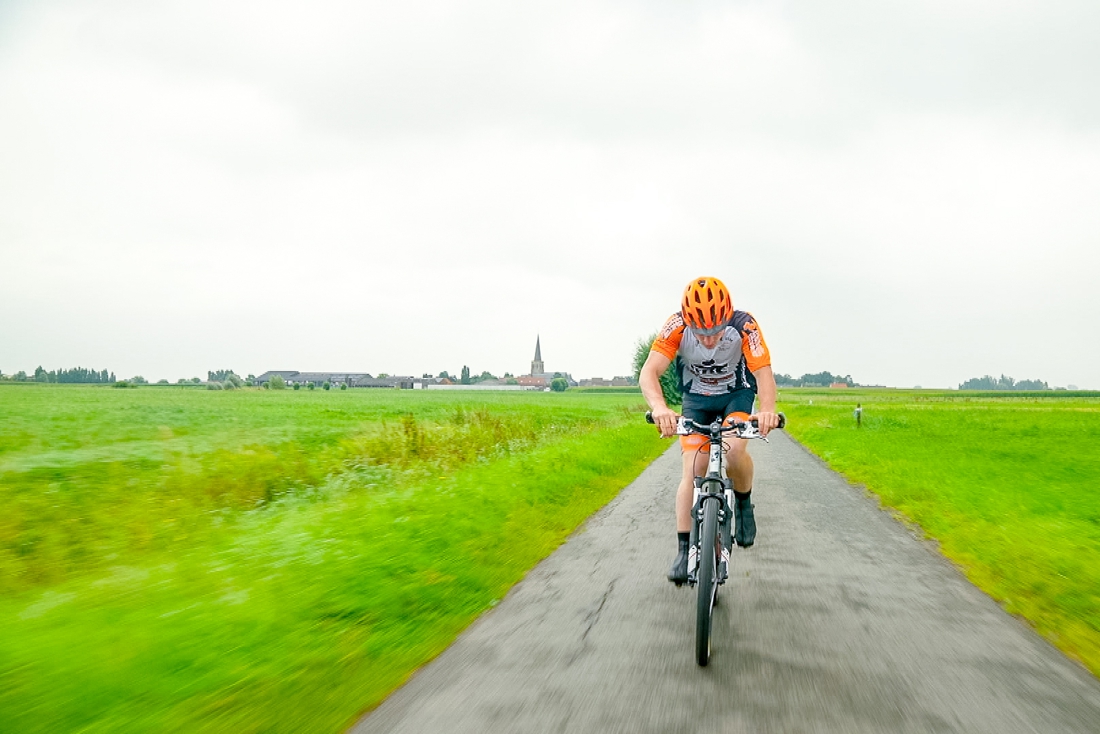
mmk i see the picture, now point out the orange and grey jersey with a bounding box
[650,310,771,396]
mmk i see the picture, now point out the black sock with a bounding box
[734,490,752,502]
[677,531,690,548]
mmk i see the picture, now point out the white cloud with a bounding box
[1,0,1097,387]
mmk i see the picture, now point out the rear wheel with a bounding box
[695,499,720,666]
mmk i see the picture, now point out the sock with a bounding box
[734,490,752,502]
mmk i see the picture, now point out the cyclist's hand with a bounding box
[651,406,679,438]
[752,411,781,436]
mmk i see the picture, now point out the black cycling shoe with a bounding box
[667,546,689,585]
[734,494,756,548]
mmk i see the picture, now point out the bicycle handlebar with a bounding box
[644,410,786,437]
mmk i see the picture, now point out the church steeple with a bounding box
[531,335,544,375]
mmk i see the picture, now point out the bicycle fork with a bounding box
[686,478,735,586]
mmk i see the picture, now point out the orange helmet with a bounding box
[681,277,732,335]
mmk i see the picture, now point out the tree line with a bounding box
[0,366,117,383]
[774,371,856,387]
[958,375,1049,391]
[441,367,520,385]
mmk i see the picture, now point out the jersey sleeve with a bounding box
[737,313,771,372]
[650,313,685,361]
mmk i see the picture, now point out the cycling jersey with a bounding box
[650,310,771,396]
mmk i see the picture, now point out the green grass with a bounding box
[0,385,666,733]
[778,388,1100,675]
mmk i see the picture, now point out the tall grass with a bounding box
[0,387,624,593]
[0,385,665,733]
[779,388,1100,676]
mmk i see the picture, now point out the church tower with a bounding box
[531,335,544,376]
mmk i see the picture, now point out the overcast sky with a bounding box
[2,0,1097,388]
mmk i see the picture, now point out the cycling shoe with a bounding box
[734,494,756,548]
[667,547,689,584]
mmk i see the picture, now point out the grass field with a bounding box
[0,385,666,733]
[778,388,1100,676]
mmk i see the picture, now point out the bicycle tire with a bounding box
[696,498,720,666]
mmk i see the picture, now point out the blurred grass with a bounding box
[0,386,630,593]
[778,388,1100,676]
[0,385,666,732]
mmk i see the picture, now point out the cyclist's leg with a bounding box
[725,436,753,493]
[676,439,710,531]
[722,390,759,546]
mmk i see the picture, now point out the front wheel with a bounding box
[696,499,720,666]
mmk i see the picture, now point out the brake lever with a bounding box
[734,424,768,442]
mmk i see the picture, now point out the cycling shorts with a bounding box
[679,388,756,452]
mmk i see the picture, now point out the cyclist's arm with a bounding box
[640,351,678,438]
[751,365,781,436]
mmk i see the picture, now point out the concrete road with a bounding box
[351,433,1100,734]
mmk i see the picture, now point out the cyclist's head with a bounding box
[681,277,732,336]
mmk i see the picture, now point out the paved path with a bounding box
[351,433,1100,733]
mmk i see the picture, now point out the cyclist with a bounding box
[639,276,781,584]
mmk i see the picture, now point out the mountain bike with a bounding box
[646,410,786,666]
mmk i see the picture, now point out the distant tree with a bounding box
[207,381,224,390]
[208,369,235,382]
[438,371,451,380]
[110,372,117,383]
[460,365,471,384]
[131,376,148,384]
[632,332,681,406]
[177,378,188,385]
[550,377,568,392]
[190,377,201,384]
[34,366,48,383]
[13,371,27,382]
[503,372,513,378]
[797,371,854,387]
[959,374,1049,391]
[774,373,797,387]
[474,370,497,383]
[269,375,286,390]
[157,379,169,385]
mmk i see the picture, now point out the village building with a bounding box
[519,336,576,387]
[254,337,578,391]
[255,371,435,389]
[578,376,637,387]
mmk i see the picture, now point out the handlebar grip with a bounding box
[777,412,786,429]
[645,411,655,424]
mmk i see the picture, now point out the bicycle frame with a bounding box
[686,427,734,587]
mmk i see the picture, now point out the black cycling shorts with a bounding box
[681,388,756,426]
